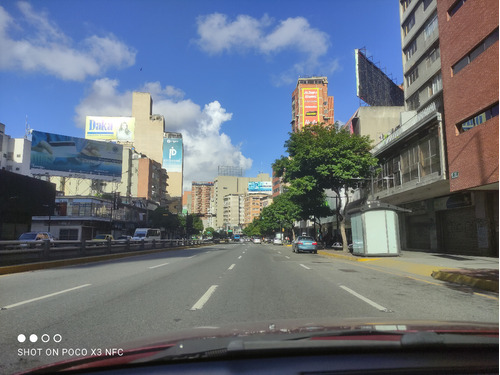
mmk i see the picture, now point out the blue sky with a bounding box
[0,0,403,189]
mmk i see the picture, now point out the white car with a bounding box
[273,238,282,245]
[252,237,261,244]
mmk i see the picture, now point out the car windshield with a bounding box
[0,1,498,374]
[18,233,37,240]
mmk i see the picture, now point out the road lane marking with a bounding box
[238,256,242,259]
[3,284,92,309]
[285,256,290,259]
[228,264,236,270]
[190,285,218,311]
[300,264,311,270]
[340,285,390,312]
[148,262,170,269]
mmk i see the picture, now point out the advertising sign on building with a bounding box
[301,88,319,127]
[30,130,123,181]
[162,137,183,172]
[85,116,135,141]
[248,181,272,194]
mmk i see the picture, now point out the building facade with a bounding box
[291,76,334,133]
[437,0,498,255]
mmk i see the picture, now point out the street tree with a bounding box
[273,124,378,252]
[259,192,301,240]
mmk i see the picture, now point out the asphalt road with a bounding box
[1,243,498,374]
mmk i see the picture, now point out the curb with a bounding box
[0,244,204,275]
[318,250,498,294]
[431,270,499,293]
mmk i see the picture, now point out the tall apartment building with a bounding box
[437,0,498,254]
[132,93,184,201]
[211,173,272,230]
[192,182,213,216]
[370,0,448,252]
[367,0,497,256]
[291,76,334,133]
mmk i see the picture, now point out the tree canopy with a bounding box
[273,124,378,251]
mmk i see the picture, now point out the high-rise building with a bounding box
[437,0,498,193]
[291,76,334,133]
[192,182,214,217]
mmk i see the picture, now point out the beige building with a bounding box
[243,193,271,226]
[211,173,272,230]
[132,92,184,201]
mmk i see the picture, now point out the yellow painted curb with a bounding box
[432,270,499,293]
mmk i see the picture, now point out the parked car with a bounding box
[252,237,261,244]
[273,237,283,245]
[91,234,114,241]
[292,236,318,254]
[18,232,56,248]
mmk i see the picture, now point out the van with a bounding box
[132,228,161,241]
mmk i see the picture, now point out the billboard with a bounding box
[301,88,319,127]
[248,181,272,194]
[162,137,183,172]
[355,49,404,107]
[30,130,123,180]
[85,116,135,141]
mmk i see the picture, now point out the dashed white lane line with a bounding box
[238,256,242,259]
[3,284,92,309]
[339,285,390,312]
[228,264,236,270]
[148,262,170,269]
[300,264,311,270]
[285,256,290,259]
[190,285,218,311]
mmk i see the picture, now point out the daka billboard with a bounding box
[162,137,183,173]
[30,130,123,180]
[85,116,135,141]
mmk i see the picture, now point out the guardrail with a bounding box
[0,239,205,267]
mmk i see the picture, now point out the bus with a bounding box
[132,228,161,241]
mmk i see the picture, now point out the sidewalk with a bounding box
[318,249,499,293]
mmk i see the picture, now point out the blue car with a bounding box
[292,236,318,254]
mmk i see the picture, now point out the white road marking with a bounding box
[300,264,311,270]
[190,285,218,311]
[148,262,170,269]
[3,284,92,309]
[228,264,236,270]
[285,256,290,259]
[238,256,242,259]
[340,285,390,312]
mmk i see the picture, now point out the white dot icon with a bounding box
[30,334,38,343]
[17,334,26,343]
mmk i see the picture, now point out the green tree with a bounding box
[259,192,301,240]
[274,124,377,252]
[149,207,181,236]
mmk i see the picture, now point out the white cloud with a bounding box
[75,79,252,189]
[195,13,336,85]
[0,2,136,81]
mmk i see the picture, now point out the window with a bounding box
[423,0,433,11]
[449,0,467,17]
[405,39,417,61]
[452,29,499,75]
[424,14,438,40]
[406,67,419,87]
[402,12,415,37]
[407,92,420,111]
[426,47,440,68]
[428,73,442,97]
[401,0,412,12]
[59,229,79,240]
[457,103,499,133]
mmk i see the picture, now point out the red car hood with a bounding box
[17,318,498,374]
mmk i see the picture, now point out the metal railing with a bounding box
[0,239,204,267]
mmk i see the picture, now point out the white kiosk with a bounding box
[346,200,410,257]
